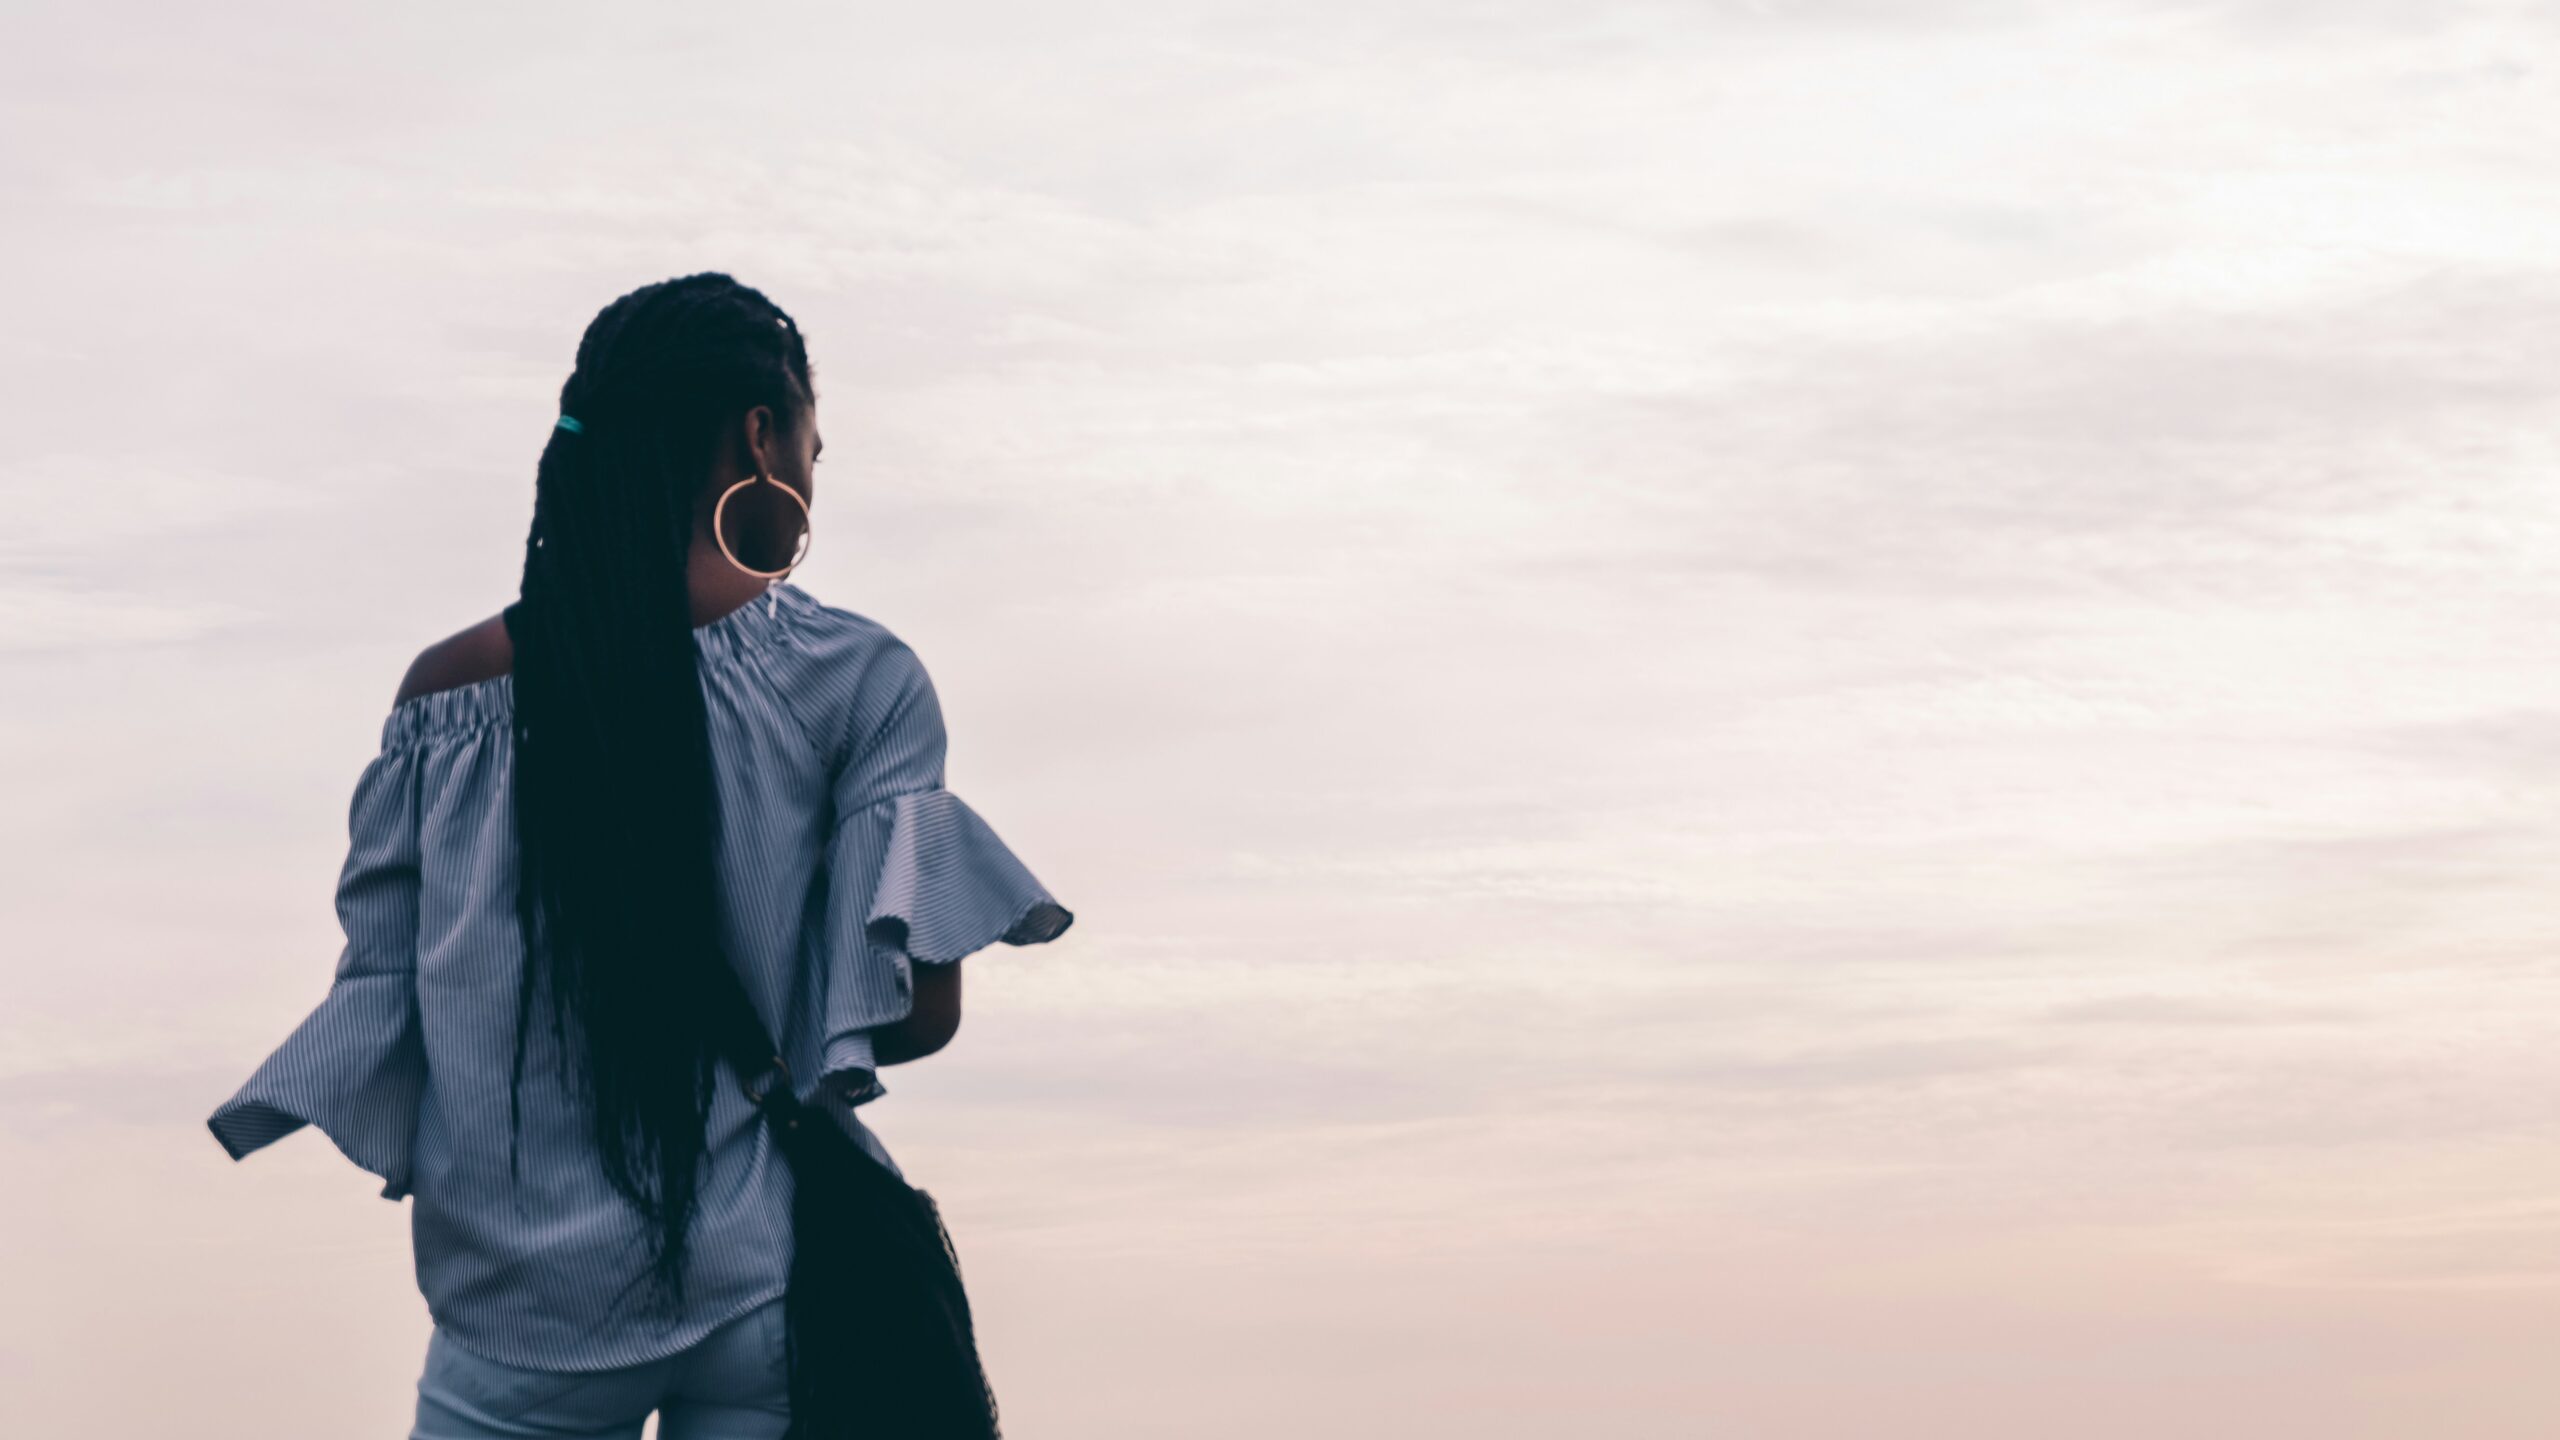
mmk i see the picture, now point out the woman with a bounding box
[206,271,1075,1438]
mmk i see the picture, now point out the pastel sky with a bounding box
[6,2,2560,1435]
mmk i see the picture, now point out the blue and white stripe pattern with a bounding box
[205,580,1073,1372]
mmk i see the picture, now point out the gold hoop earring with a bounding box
[712,472,812,580]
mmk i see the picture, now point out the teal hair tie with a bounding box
[555,414,585,434]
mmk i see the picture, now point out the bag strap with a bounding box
[696,945,1006,1436]
[699,950,796,1112]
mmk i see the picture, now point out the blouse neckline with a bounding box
[381,580,812,748]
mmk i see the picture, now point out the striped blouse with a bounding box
[204,579,1074,1372]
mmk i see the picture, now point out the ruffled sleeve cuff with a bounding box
[206,738,427,1201]
[205,971,427,1200]
[814,787,1073,1107]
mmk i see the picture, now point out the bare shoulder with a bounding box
[395,611,515,706]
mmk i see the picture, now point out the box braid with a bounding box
[501,272,814,1321]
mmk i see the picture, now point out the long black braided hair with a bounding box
[502,272,814,1318]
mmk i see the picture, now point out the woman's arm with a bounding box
[869,958,962,1065]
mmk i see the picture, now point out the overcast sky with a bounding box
[7,2,2560,1435]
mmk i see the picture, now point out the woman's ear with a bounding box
[743,404,779,478]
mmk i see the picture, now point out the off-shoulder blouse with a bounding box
[204,579,1074,1372]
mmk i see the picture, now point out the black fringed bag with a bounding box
[704,960,1003,1439]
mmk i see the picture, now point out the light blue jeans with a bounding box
[411,1295,790,1439]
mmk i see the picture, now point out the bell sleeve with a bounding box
[205,736,427,1201]
[812,643,1073,1108]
